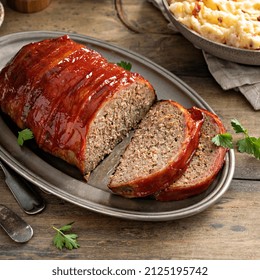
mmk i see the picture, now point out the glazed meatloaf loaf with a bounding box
[155,107,227,201]
[0,35,156,175]
[108,100,204,198]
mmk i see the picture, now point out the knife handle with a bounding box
[0,204,33,242]
[0,161,45,214]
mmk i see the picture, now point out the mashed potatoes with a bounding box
[168,0,260,50]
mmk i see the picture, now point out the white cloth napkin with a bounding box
[148,0,260,110]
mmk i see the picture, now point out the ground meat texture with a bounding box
[108,100,204,198]
[0,35,156,175]
[85,82,156,175]
[155,107,227,201]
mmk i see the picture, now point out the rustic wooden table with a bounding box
[0,0,259,260]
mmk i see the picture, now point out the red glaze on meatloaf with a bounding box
[108,101,204,198]
[0,35,156,175]
[155,107,227,201]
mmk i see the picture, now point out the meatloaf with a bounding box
[0,35,156,175]
[155,107,227,201]
[108,100,204,198]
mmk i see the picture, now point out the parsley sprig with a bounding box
[17,128,34,146]
[117,61,132,71]
[212,119,260,160]
[52,222,80,250]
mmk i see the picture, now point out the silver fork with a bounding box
[0,160,45,214]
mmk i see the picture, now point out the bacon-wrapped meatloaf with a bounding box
[155,107,227,201]
[0,35,156,175]
[108,101,204,198]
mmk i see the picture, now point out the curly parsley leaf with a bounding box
[117,61,132,71]
[212,119,260,160]
[52,222,80,250]
[17,128,34,146]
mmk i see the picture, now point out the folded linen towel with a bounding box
[148,0,260,110]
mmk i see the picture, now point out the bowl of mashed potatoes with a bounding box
[163,0,260,65]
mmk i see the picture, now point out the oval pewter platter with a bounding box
[0,31,235,221]
[162,0,260,66]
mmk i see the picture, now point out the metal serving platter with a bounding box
[162,0,260,66]
[0,31,235,221]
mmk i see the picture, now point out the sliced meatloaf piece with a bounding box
[155,107,227,201]
[0,35,156,175]
[108,100,204,198]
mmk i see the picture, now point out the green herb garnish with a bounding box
[17,128,34,146]
[212,133,233,149]
[212,119,260,159]
[117,61,132,71]
[52,222,80,250]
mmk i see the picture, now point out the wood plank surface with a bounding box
[0,0,259,260]
[0,177,259,260]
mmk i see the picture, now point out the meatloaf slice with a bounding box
[108,100,204,198]
[0,35,156,175]
[155,107,227,201]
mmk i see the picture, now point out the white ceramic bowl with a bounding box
[162,0,260,66]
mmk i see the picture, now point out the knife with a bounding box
[0,160,45,214]
[0,204,33,242]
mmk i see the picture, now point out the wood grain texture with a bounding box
[0,179,259,260]
[0,0,259,260]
